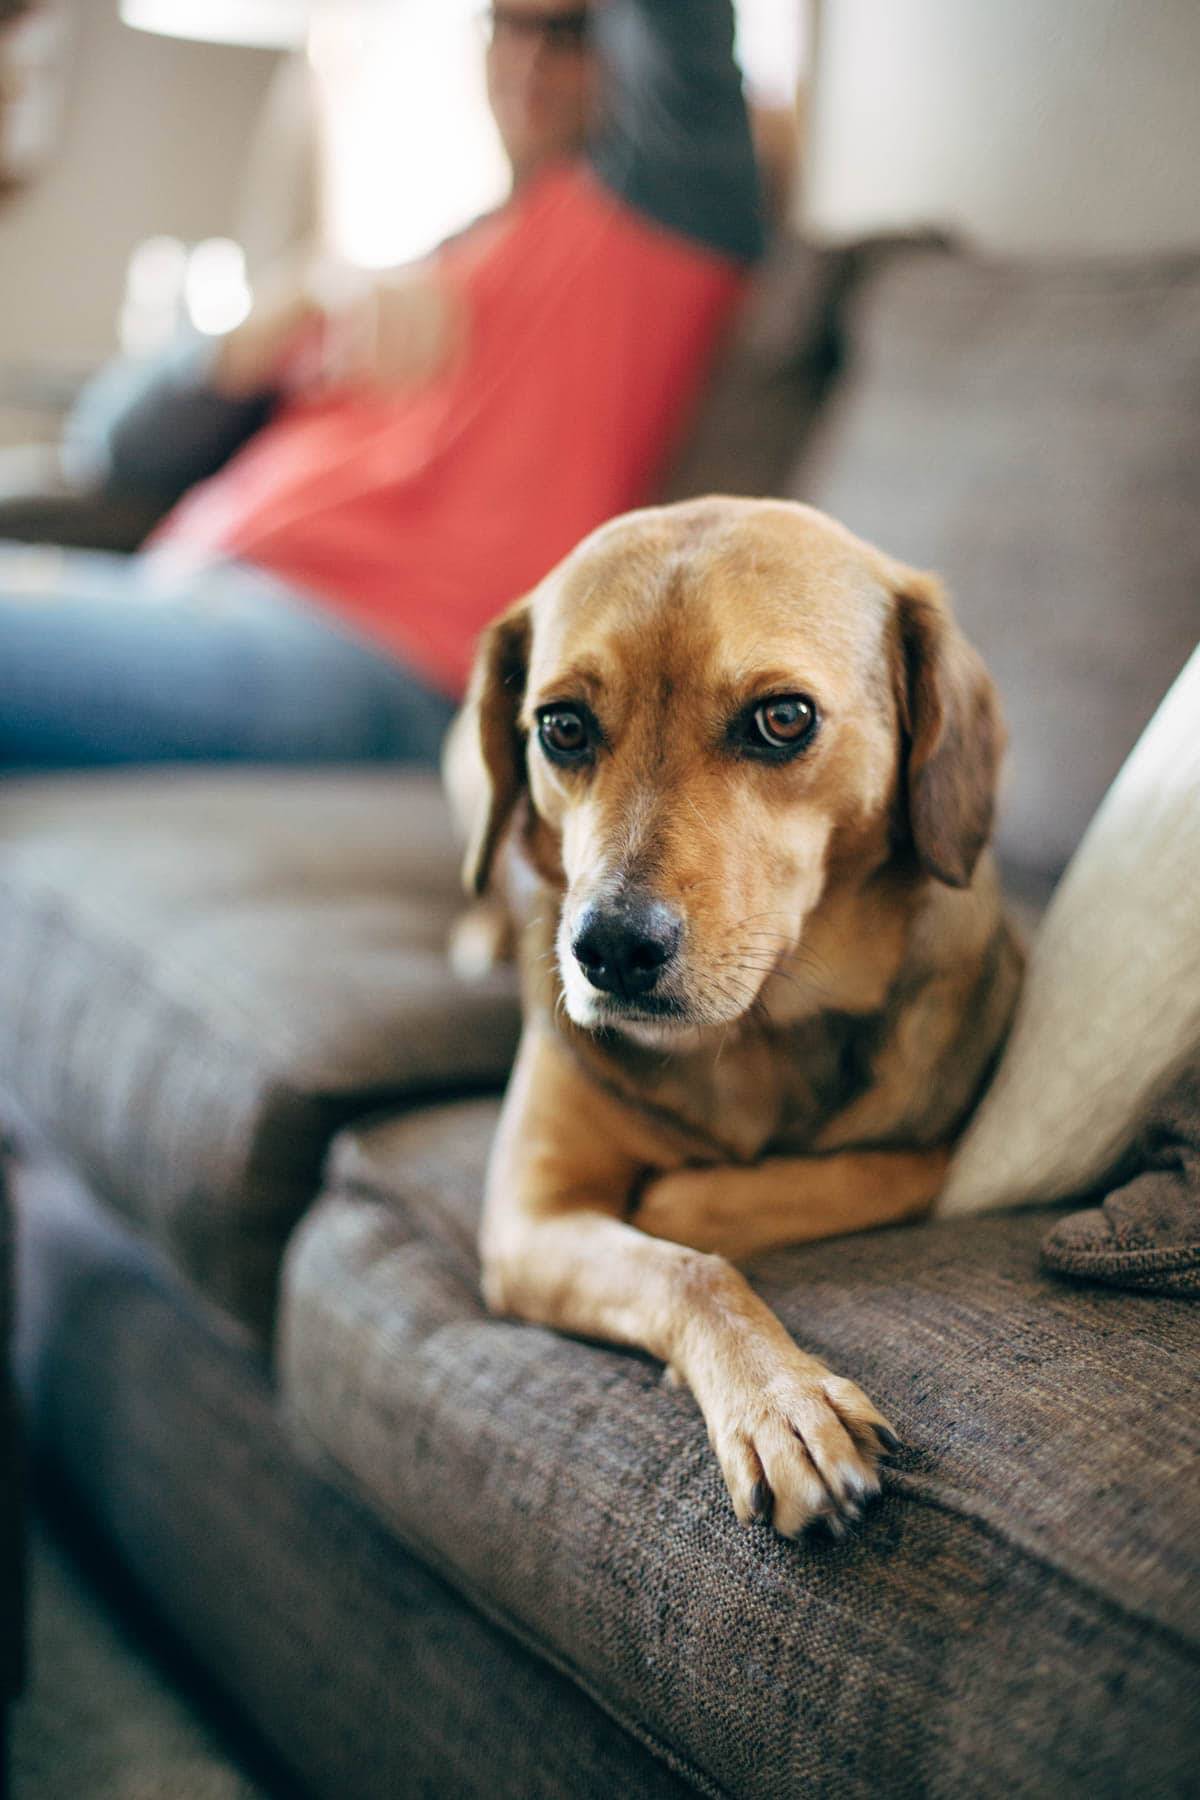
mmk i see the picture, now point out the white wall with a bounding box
[805,0,1200,252]
[0,0,278,369]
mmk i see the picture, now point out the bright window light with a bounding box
[309,0,807,273]
[185,238,253,336]
[309,0,508,271]
[119,233,188,355]
[735,0,809,106]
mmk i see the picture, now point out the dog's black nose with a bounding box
[572,898,682,1000]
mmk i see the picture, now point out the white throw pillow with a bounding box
[937,644,1200,1217]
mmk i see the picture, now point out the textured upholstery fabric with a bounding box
[0,771,519,1340]
[13,1154,697,1800]
[661,238,856,504]
[0,1147,25,1705]
[942,647,1200,1217]
[279,1101,1200,1798]
[793,244,1200,885]
[0,451,166,553]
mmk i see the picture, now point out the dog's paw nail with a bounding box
[874,1425,902,1457]
[842,1464,878,1500]
[749,1478,773,1524]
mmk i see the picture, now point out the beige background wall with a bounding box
[0,0,277,370]
[805,0,1200,253]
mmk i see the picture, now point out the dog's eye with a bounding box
[538,706,592,762]
[751,695,818,752]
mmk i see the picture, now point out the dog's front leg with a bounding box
[481,1027,899,1536]
[632,1147,952,1262]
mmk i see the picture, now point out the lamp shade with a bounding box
[118,0,309,50]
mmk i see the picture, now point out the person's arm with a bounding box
[64,255,324,505]
[64,330,281,507]
[588,0,764,263]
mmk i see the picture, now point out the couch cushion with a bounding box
[660,237,856,504]
[279,1101,1200,1798]
[0,1150,24,1702]
[0,770,518,1342]
[793,244,1200,886]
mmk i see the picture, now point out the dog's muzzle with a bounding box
[571,895,682,1002]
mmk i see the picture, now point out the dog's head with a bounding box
[461,498,1003,1040]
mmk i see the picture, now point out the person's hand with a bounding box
[212,251,326,397]
[314,261,468,393]
[213,253,468,399]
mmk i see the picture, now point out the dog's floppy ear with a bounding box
[889,565,1005,888]
[458,597,532,896]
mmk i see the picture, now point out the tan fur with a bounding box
[448,497,1023,1538]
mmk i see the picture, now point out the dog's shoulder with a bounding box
[804,868,1025,1154]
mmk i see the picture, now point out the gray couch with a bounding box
[2,238,1199,1797]
[0,1147,23,1792]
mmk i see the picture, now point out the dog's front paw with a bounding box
[703,1343,899,1539]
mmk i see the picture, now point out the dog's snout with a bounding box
[572,897,682,1000]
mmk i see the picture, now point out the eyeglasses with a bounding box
[482,5,591,54]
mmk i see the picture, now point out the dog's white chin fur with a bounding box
[569,999,720,1056]
[612,1017,712,1052]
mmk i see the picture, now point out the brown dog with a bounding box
[446,496,1022,1538]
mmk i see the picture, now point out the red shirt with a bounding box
[154,164,748,697]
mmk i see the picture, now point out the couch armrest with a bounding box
[0,1140,25,1712]
[0,447,167,552]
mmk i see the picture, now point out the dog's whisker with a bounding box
[699,970,763,1030]
[729,958,807,990]
[728,908,794,933]
[724,952,839,1008]
[680,792,717,837]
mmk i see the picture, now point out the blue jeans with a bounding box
[0,546,458,771]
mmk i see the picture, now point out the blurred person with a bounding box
[0,0,763,771]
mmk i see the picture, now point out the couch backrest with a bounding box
[674,237,1200,893]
